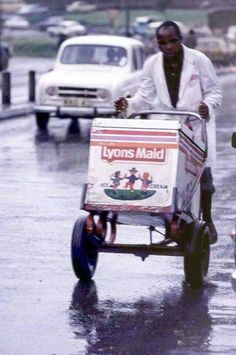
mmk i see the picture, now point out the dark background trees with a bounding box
[24,0,236,11]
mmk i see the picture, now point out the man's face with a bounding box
[156,26,182,59]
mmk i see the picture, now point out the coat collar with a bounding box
[154,45,196,107]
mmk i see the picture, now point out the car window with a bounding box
[132,46,146,70]
[132,48,138,70]
[60,45,128,66]
[137,46,146,67]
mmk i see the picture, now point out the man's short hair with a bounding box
[156,21,183,40]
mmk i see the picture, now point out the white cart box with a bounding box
[83,115,206,216]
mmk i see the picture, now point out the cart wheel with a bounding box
[184,221,210,289]
[71,214,99,282]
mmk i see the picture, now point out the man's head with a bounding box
[156,21,182,59]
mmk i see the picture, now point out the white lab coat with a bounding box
[127,45,222,167]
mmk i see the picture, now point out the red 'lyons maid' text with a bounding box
[102,146,166,163]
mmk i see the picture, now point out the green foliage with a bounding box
[159,0,172,12]
[66,8,207,27]
[3,9,207,58]
[7,36,58,57]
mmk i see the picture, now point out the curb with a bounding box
[0,105,34,120]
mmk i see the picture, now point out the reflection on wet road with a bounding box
[0,75,236,354]
[70,280,216,354]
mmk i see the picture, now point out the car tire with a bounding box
[35,113,50,131]
[0,49,9,71]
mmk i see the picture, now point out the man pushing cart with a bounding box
[71,21,222,289]
[115,20,222,244]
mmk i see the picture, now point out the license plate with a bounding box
[64,98,90,107]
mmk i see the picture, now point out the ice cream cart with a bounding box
[71,111,211,288]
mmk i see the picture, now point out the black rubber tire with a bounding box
[184,221,210,289]
[0,49,9,71]
[36,113,50,131]
[71,215,98,282]
[68,119,80,134]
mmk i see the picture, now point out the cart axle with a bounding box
[98,243,184,258]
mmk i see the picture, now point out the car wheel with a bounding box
[0,50,9,71]
[68,118,80,134]
[35,113,50,131]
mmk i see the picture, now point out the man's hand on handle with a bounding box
[115,98,210,118]
[114,97,128,113]
[198,101,209,119]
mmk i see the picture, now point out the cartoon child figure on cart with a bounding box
[139,172,153,191]
[124,167,139,191]
[110,170,124,189]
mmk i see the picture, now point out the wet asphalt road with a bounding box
[0,74,236,355]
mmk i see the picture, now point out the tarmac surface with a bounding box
[0,66,236,354]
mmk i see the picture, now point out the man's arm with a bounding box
[198,54,222,119]
[115,55,157,116]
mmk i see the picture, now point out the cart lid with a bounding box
[94,117,180,130]
[93,117,205,151]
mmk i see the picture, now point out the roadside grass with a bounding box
[67,8,208,27]
[4,9,207,57]
[6,35,58,58]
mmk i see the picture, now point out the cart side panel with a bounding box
[84,118,179,213]
[175,129,205,217]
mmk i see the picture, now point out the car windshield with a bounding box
[60,45,128,66]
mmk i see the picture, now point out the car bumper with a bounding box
[34,105,116,118]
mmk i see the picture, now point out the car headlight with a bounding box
[97,89,110,100]
[45,86,58,96]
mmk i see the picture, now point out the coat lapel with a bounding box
[154,52,172,107]
[178,45,195,103]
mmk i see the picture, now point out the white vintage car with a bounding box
[34,35,147,130]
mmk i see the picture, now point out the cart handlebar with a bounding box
[127,110,207,157]
[128,110,203,121]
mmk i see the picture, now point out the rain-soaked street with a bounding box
[0,73,236,354]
